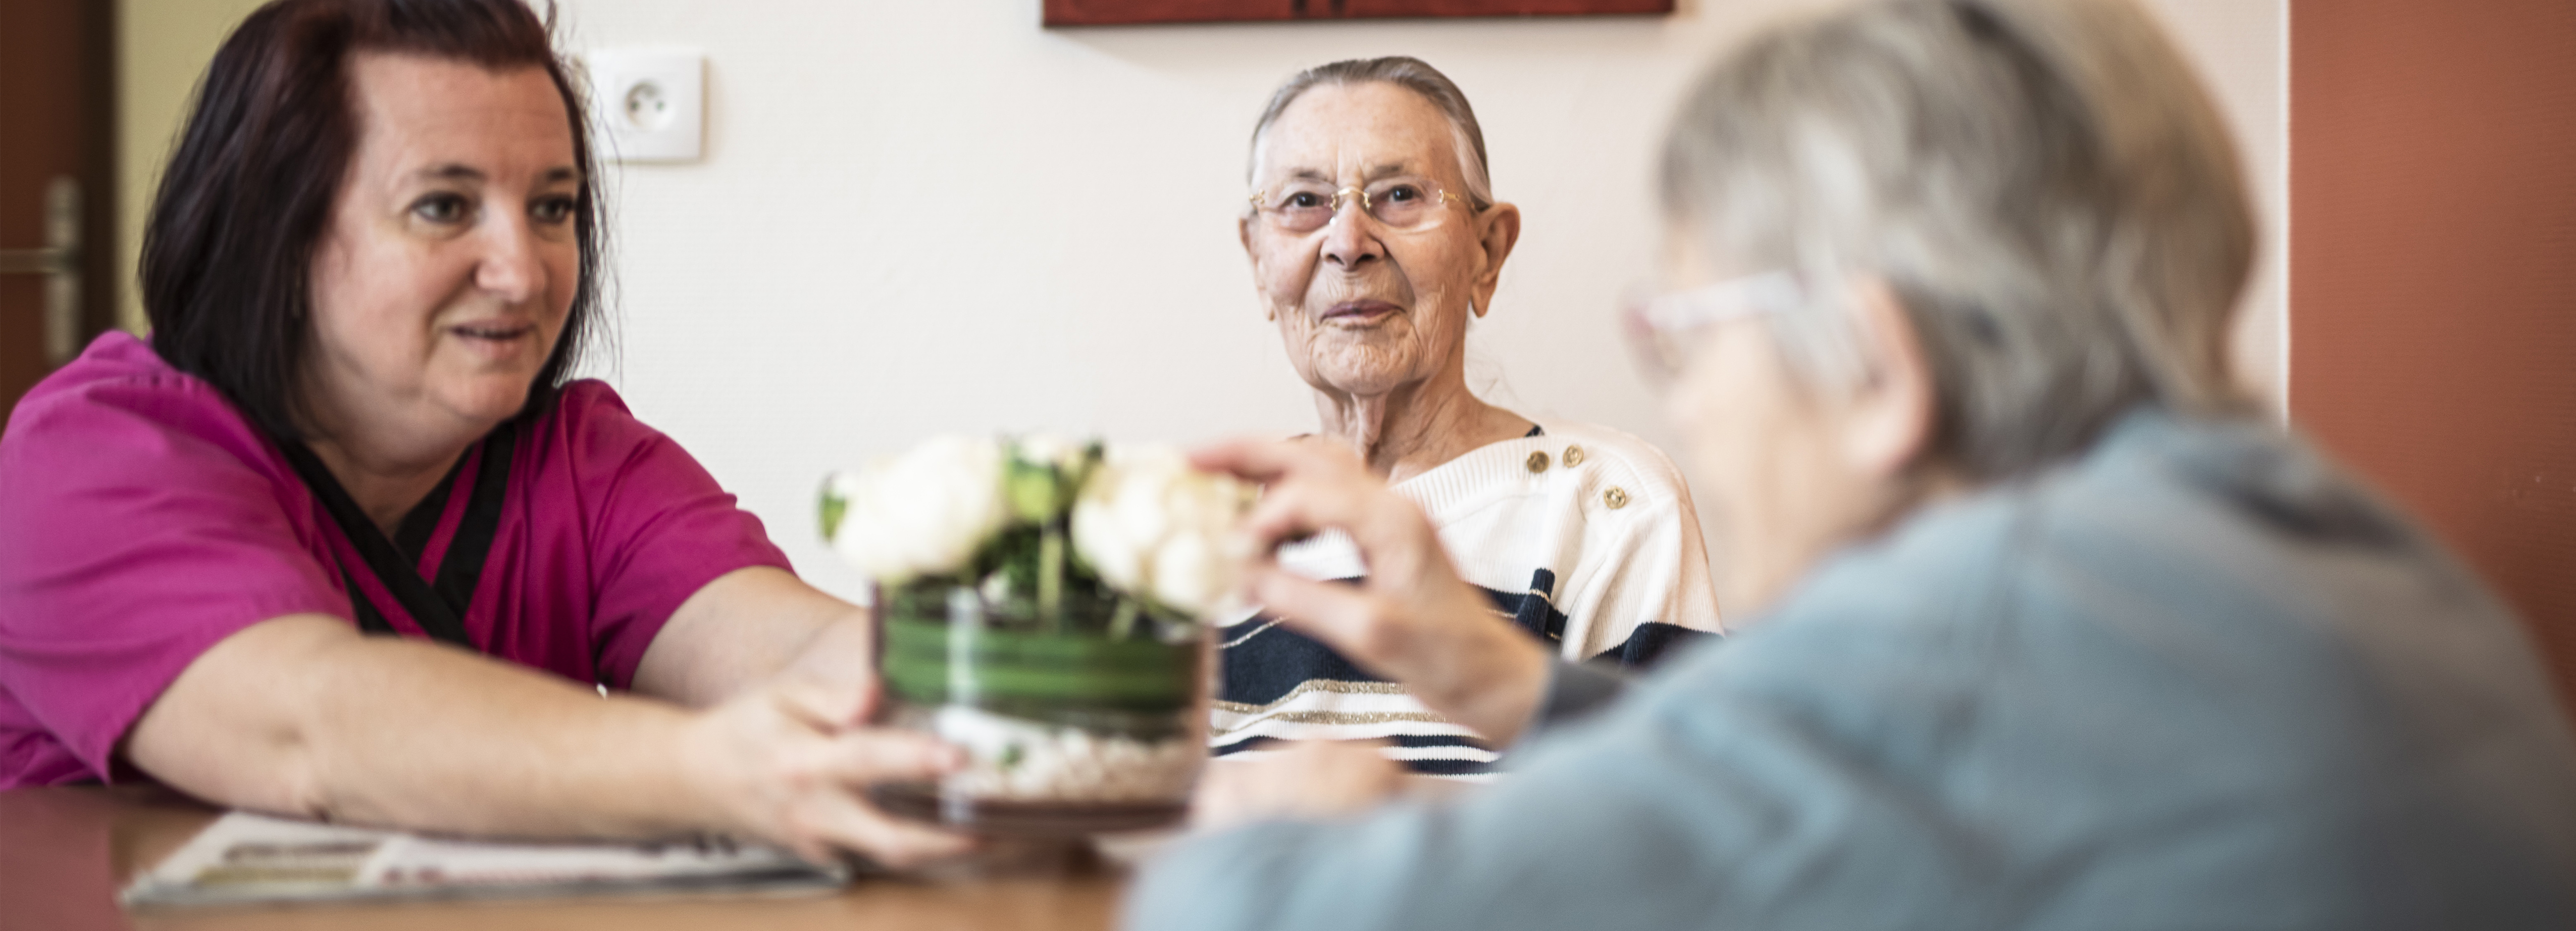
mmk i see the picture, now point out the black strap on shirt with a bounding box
[433,425,515,617]
[275,425,517,649]
[390,461,457,562]
[335,564,396,636]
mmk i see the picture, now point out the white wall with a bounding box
[2154,0,2290,418]
[117,0,2286,606]
[116,0,276,333]
[548,0,2285,604]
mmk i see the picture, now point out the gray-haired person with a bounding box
[1217,56,1723,778]
[1134,0,2576,928]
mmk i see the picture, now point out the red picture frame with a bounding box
[1042,0,1674,27]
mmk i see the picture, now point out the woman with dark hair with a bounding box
[0,0,965,865]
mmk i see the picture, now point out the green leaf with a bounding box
[1004,458,1066,524]
[817,482,848,543]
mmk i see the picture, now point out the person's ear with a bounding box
[1836,278,1938,478]
[1468,202,1522,318]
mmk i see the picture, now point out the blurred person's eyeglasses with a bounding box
[1623,270,1805,388]
[1249,176,1467,234]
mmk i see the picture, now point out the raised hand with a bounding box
[1191,437,1553,745]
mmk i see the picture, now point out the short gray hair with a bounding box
[1661,0,2256,479]
[1248,56,1496,211]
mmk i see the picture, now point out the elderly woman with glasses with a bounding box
[1134,1,2576,928]
[1216,57,1726,779]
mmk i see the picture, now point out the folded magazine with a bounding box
[121,810,848,909]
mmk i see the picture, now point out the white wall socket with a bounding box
[583,49,704,163]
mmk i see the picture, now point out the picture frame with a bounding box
[1042,0,1674,28]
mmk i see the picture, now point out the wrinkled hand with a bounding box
[1193,740,1409,830]
[1191,438,1553,745]
[684,675,973,868]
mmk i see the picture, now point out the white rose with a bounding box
[1012,432,1086,471]
[825,435,1007,584]
[1070,444,1253,618]
[1003,433,1092,523]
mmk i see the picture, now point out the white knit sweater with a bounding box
[1210,418,1724,777]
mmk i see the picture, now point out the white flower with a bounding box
[1071,444,1254,618]
[1003,433,1092,524]
[1012,432,1086,471]
[823,435,1007,584]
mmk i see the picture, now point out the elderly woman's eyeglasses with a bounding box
[1622,271,1805,387]
[1249,177,1466,234]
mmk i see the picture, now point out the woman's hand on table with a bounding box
[684,674,975,868]
[1191,437,1555,746]
[645,567,974,867]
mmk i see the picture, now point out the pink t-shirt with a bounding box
[0,333,791,787]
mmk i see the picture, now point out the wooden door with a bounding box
[0,0,117,430]
[2289,0,2576,704]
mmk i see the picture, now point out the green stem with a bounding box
[1039,525,1065,634]
[1108,597,1140,642]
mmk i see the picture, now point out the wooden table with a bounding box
[0,786,1127,931]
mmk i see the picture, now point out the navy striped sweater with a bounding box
[1210,419,1725,777]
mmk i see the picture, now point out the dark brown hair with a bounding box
[141,0,608,439]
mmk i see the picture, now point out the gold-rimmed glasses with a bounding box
[1622,270,1804,388]
[1248,176,1466,234]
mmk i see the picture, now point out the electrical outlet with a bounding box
[583,49,704,163]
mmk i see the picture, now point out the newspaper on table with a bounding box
[121,810,851,909]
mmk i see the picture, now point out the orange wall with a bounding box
[2289,0,2576,702]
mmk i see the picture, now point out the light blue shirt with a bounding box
[1126,410,2576,930]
